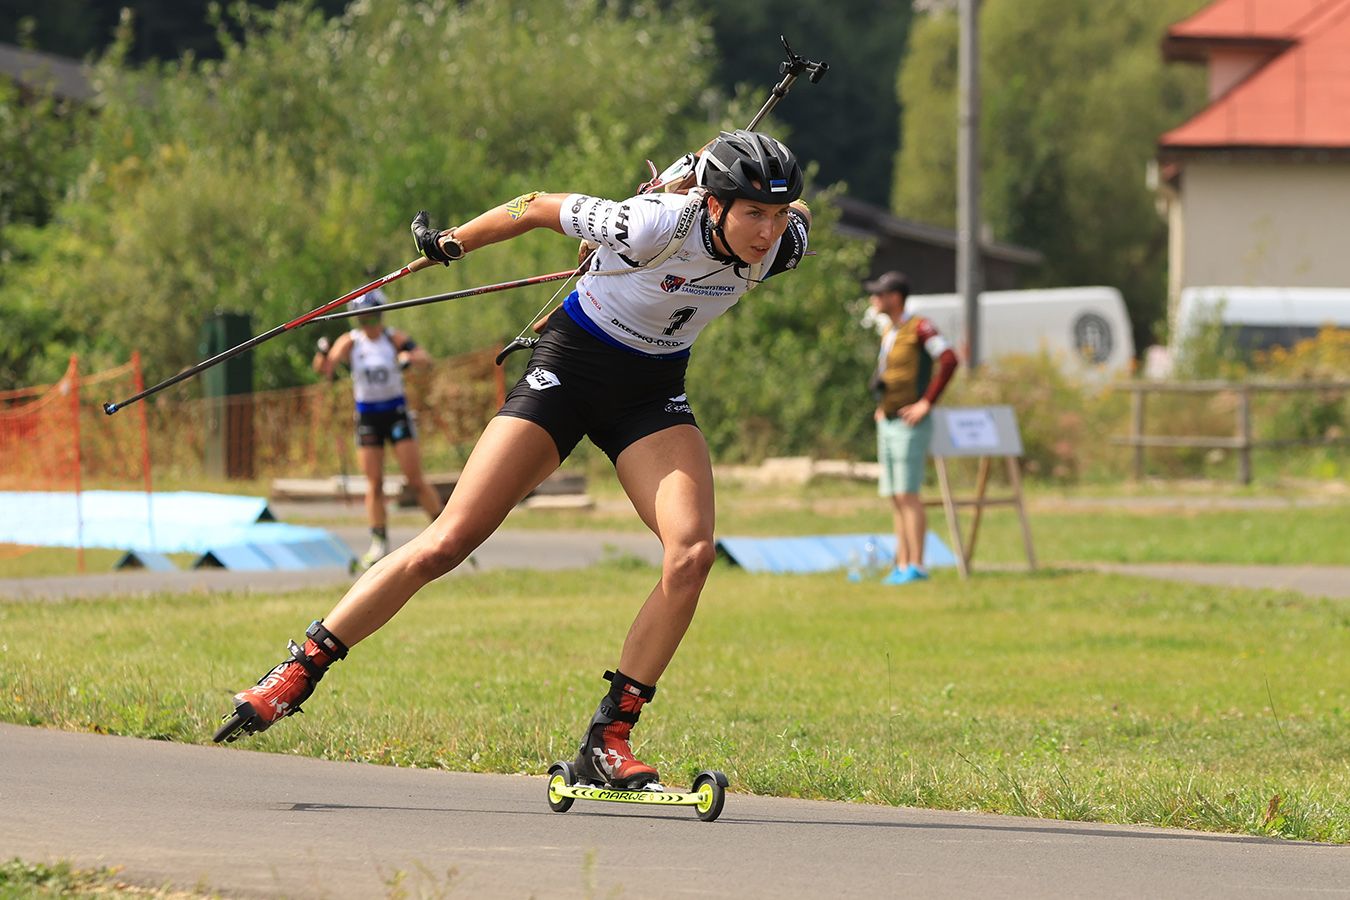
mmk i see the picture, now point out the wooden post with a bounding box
[1130,387,1146,481]
[1237,386,1252,485]
[935,457,969,579]
[965,456,992,563]
[1006,456,1037,571]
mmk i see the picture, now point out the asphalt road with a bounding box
[4,724,1347,899]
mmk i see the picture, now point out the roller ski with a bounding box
[212,620,348,743]
[544,670,728,822]
[547,761,728,823]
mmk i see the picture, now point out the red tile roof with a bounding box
[1168,0,1332,42]
[1161,0,1350,150]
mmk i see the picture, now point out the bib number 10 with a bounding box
[663,306,697,336]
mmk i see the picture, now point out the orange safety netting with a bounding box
[1,346,503,489]
[0,356,82,493]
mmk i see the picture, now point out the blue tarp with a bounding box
[716,532,956,574]
[0,491,354,571]
[0,491,273,551]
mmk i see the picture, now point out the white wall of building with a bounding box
[1177,160,1350,293]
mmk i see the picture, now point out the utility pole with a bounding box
[958,0,983,370]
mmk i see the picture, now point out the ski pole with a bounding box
[103,257,438,415]
[309,268,581,325]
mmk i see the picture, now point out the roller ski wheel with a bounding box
[212,698,284,744]
[547,761,577,813]
[692,770,728,822]
[544,763,728,823]
[213,709,250,744]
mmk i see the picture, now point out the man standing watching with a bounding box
[867,271,959,584]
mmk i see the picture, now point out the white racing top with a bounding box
[348,328,406,411]
[559,191,809,357]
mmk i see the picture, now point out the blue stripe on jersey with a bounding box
[355,396,406,414]
[561,293,691,360]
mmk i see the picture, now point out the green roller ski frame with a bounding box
[546,761,728,822]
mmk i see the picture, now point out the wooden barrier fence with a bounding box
[1113,380,1349,484]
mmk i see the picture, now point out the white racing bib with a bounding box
[349,329,405,409]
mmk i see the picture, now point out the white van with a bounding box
[1174,286,1350,355]
[884,286,1135,378]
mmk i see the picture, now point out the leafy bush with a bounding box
[939,352,1129,483]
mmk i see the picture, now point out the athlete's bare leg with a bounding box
[612,424,717,684]
[358,444,387,531]
[392,437,444,520]
[324,416,561,646]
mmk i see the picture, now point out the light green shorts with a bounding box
[877,415,933,496]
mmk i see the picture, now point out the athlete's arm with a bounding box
[391,330,431,368]
[428,192,569,259]
[315,332,354,380]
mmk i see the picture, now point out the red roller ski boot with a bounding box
[213,620,348,743]
[573,669,661,789]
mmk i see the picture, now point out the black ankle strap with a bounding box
[605,669,656,701]
[306,619,349,661]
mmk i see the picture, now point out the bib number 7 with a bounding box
[663,306,697,336]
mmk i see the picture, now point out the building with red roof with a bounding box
[1156,0,1350,333]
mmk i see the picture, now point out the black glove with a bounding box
[315,336,331,355]
[411,210,463,265]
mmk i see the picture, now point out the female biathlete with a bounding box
[313,290,445,570]
[215,130,812,790]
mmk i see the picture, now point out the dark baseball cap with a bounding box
[863,270,910,295]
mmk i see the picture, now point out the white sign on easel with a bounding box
[925,405,1035,578]
[931,405,1024,458]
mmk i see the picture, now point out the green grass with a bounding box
[0,857,207,897]
[2,562,1347,842]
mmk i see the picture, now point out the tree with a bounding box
[893,0,1208,351]
[0,0,347,62]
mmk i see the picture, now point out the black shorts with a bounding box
[498,309,698,463]
[355,404,416,447]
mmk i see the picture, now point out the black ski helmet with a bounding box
[696,130,804,205]
[348,288,386,316]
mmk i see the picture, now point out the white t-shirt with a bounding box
[558,192,809,356]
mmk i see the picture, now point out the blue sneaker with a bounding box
[882,565,930,585]
[882,566,917,585]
